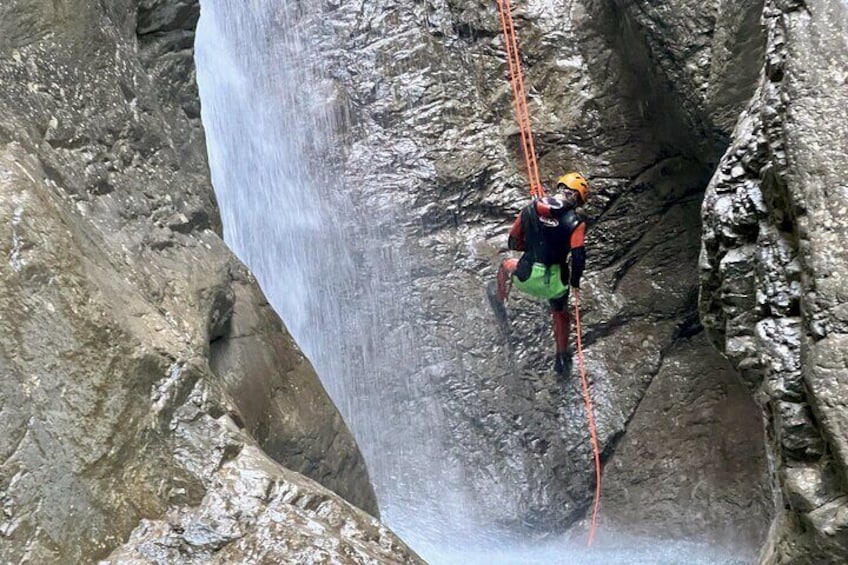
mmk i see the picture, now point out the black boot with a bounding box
[554,349,573,377]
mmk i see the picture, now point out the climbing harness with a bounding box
[574,289,602,545]
[495,1,603,545]
[495,0,544,198]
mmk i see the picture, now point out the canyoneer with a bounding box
[491,172,589,376]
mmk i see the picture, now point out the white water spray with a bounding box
[195,0,489,554]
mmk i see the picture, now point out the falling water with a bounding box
[195,1,755,563]
[194,0,488,554]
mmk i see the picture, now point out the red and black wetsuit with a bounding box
[505,202,587,354]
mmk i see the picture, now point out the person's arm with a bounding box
[569,222,586,288]
[507,210,526,251]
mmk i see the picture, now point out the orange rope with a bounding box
[495,0,600,544]
[495,0,544,198]
[574,288,602,545]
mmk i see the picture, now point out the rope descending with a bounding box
[495,1,603,545]
[574,289,602,546]
[495,0,544,198]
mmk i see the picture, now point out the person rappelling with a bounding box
[493,0,602,544]
[490,172,589,376]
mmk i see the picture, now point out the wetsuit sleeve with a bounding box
[507,210,526,251]
[570,223,586,288]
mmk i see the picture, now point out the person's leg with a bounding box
[550,292,571,353]
[497,257,519,301]
[550,291,573,376]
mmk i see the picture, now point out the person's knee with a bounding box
[501,257,519,272]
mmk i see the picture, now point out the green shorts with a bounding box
[512,263,569,300]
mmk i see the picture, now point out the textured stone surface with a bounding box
[1,0,816,560]
[602,334,770,552]
[103,430,422,564]
[610,0,767,139]
[0,0,391,562]
[699,0,848,562]
[271,0,772,539]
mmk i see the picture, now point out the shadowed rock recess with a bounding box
[0,1,424,563]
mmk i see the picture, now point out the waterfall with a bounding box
[195,2,756,563]
[194,0,486,558]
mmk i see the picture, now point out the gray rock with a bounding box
[102,413,422,564]
[265,0,771,541]
[601,334,771,554]
[700,0,848,561]
[7,0,835,560]
[0,0,395,563]
[606,0,767,138]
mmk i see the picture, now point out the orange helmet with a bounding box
[556,172,589,204]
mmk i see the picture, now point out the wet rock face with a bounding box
[103,437,423,564]
[601,334,771,554]
[0,0,397,562]
[299,0,770,542]
[700,0,848,562]
[605,0,767,141]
